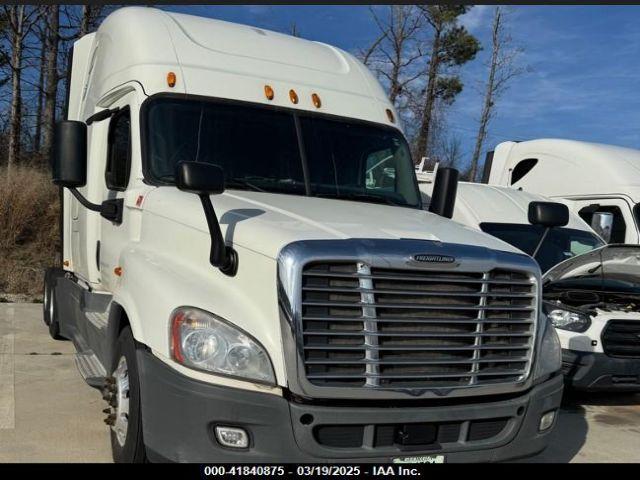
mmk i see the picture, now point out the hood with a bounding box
[543,245,640,297]
[144,188,524,259]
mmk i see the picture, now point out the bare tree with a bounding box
[414,5,480,163]
[363,6,425,106]
[3,5,42,172]
[438,133,464,168]
[468,7,526,182]
[33,20,46,153]
[41,5,59,163]
[289,21,301,38]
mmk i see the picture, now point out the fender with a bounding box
[110,241,287,384]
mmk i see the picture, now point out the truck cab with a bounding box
[482,139,640,245]
[44,7,563,463]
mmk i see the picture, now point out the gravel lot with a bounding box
[1,303,639,463]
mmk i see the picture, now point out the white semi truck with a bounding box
[44,8,562,463]
[481,139,640,245]
[421,176,640,392]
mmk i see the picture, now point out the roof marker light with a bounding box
[311,93,321,108]
[167,71,177,88]
[289,89,299,105]
[264,85,274,100]
[386,108,395,123]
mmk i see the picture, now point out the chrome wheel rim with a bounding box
[48,288,54,323]
[112,356,130,447]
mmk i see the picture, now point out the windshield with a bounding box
[143,97,421,208]
[480,223,605,273]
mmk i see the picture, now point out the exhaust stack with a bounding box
[428,167,459,219]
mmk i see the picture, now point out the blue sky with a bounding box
[161,5,640,170]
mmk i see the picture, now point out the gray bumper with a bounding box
[562,349,640,391]
[137,350,563,463]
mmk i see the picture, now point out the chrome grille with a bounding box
[301,262,537,389]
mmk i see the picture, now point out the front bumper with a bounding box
[562,349,640,391]
[137,350,563,463]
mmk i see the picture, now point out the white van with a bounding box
[419,176,640,392]
[482,139,640,245]
[44,7,563,463]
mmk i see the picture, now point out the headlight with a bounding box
[533,317,562,382]
[545,304,591,332]
[170,307,275,384]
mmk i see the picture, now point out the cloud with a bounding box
[459,6,492,33]
[243,6,271,16]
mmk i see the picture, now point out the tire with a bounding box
[43,268,64,340]
[110,326,147,463]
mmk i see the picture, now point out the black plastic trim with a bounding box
[104,106,132,192]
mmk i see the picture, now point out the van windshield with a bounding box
[143,97,421,209]
[480,223,605,273]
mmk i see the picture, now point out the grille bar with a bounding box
[305,357,530,365]
[303,287,535,299]
[303,316,533,324]
[304,344,531,351]
[303,331,531,338]
[302,271,533,285]
[301,262,536,389]
[307,371,526,380]
[302,301,534,311]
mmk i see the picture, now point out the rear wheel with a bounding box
[43,268,64,340]
[108,326,146,463]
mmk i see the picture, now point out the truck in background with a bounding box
[481,139,640,245]
[45,7,562,463]
[418,173,640,392]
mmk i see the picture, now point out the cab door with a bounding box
[98,93,137,292]
[570,197,640,244]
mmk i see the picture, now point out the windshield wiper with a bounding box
[226,178,265,192]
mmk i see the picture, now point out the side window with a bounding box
[510,158,538,185]
[105,108,131,191]
[579,204,626,243]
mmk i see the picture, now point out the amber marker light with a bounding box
[264,85,275,100]
[114,267,123,277]
[311,93,321,108]
[167,71,177,88]
[386,108,395,123]
[289,89,299,104]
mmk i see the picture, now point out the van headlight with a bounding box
[533,317,562,382]
[544,303,591,332]
[170,307,275,385]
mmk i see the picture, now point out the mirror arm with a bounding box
[69,187,102,212]
[198,194,238,276]
[68,188,123,224]
[531,227,551,259]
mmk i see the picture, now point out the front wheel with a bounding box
[107,326,146,463]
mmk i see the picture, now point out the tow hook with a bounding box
[102,376,117,426]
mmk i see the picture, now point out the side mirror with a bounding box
[528,201,569,228]
[176,161,236,276]
[176,161,225,195]
[591,211,614,243]
[53,120,87,187]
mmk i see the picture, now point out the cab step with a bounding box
[74,351,107,388]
